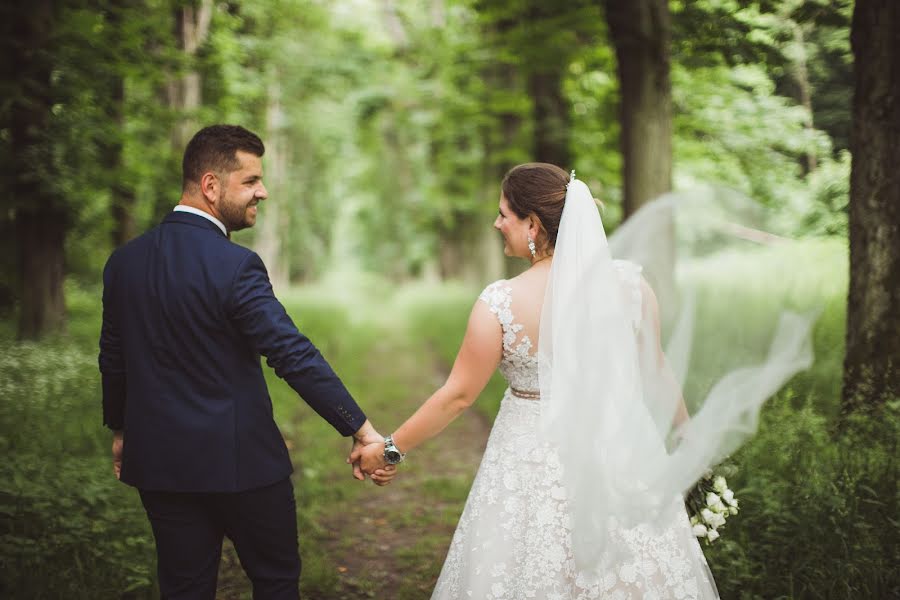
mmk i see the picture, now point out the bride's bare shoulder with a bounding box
[506,267,549,297]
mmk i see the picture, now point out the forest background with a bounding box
[1,0,897,598]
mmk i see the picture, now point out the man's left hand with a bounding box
[112,430,124,480]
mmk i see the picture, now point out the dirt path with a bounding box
[315,400,490,599]
[215,336,494,599]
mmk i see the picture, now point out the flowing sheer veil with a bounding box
[538,176,816,571]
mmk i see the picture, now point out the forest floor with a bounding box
[214,332,492,600]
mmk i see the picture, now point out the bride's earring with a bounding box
[528,237,537,258]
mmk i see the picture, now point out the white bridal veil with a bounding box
[538,175,816,570]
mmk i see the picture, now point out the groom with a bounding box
[99,124,388,599]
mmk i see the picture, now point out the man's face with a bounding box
[217,151,267,232]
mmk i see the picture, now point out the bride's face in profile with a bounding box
[494,193,532,258]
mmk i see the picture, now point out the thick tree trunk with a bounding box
[529,69,571,167]
[842,0,900,413]
[604,0,672,218]
[8,0,68,339]
[17,212,67,340]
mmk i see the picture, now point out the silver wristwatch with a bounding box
[383,435,406,465]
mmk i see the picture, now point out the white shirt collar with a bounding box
[173,205,227,236]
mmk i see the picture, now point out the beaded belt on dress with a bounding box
[510,387,541,400]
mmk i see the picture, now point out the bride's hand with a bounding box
[370,464,397,486]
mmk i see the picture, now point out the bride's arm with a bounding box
[640,278,689,428]
[353,298,502,472]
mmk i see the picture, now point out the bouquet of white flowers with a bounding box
[685,469,739,545]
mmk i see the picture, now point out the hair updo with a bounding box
[500,162,569,251]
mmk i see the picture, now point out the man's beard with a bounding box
[218,191,254,233]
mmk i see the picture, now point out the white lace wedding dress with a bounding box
[431,265,719,600]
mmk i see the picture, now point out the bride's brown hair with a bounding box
[501,163,569,252]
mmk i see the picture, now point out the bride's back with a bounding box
[489,259,646,363]
[502,264,551,357]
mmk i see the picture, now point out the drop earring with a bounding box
[528,237,537,258]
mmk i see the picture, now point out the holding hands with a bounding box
[349,421,398,486]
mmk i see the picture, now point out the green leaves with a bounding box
[0,338,156,597]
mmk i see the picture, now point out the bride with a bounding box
[354,163,814,599]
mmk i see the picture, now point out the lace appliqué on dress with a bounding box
[478,280,539,393]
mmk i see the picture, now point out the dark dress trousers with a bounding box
[99,210,366,598]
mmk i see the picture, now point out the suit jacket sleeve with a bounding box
[98,255,126,430]
[228,252,367,436]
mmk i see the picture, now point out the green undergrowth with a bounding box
[2,238,896,598]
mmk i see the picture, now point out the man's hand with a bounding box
[352,420,383,445]
[112,430,124,480]
[349,441,389,477]
[347,436,371,481]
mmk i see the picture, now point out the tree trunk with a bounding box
[604,0,672,218]
[168,0,212,150]
[481,16,526,281]
[8,0,68,339]
[152,0,212,219]
[104,0,137,246]
[790,21,817,175]
[842,0,900,414]
[377,0,409,48]
[17,212,67,340]
[529,69,571,167]
[255,76,289,292]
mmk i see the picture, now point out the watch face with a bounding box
[385,449,402,464]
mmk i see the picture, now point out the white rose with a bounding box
[712,500,728,513]
[713,476,727,494]
[692,523,708,538]
[708,512,727,528]
[701,508,716,523]
[707,529,720,542]
[722,489,735,504]
[706,492,721,507]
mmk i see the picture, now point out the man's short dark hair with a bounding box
[182,125,265,190]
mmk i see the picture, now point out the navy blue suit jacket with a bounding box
[99,210,366,492]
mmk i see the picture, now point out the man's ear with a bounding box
[200,172,219,204]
